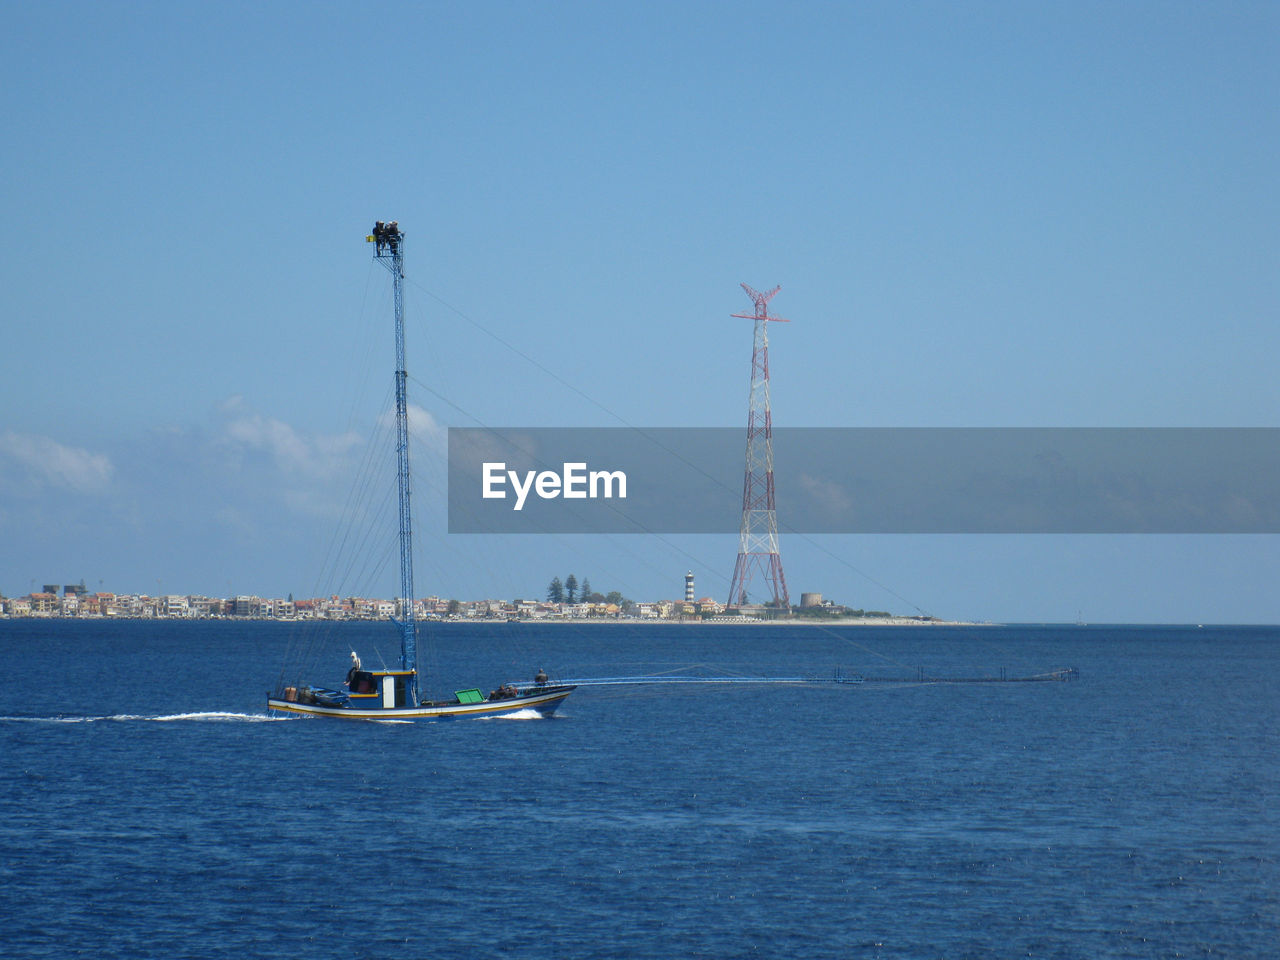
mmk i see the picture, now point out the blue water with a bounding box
[1,620,1275,958]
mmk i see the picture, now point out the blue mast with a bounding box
[370,220,418,706]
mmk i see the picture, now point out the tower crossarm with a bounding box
[732,283,789,322]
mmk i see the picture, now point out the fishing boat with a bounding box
[266,221,574,720]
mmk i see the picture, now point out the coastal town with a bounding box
[0,577,913,623]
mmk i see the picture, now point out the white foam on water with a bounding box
[147,711,278,722]
[481,708,546,720]
[0,711,280,723]
[0,716,98,724]
[3,708,553,723]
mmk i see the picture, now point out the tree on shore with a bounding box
[547,577,564,603]
[579,578,591,603]
[565,574,578,603]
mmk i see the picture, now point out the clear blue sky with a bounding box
[2,1,1277,621]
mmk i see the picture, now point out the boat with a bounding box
[267,221,575,720]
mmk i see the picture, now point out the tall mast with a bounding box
[369,220,418,705]
[726,283,790,613]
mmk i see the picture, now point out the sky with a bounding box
[2,1,1277,621]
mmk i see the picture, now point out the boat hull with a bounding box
[267,685,575,720]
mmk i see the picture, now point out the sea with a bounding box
[1,619,1275,959]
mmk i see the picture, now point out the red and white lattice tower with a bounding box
[726,283,790,611]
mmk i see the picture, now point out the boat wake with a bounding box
[0,711,280,724]
[480,708,547,721]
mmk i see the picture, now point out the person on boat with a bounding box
[346,651,362,686]
[534,668,548,686]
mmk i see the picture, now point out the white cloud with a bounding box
[378,403,444,450]
[0,431,114,493]
[407,403,444,445]
[796,472,854,518]
[222,412,362,480]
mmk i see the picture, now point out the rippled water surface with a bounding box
[1,620,1276,958]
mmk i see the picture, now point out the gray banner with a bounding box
[447,428,1280,534]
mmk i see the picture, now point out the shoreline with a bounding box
[0,613,981,626]
[487,616,983,627]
